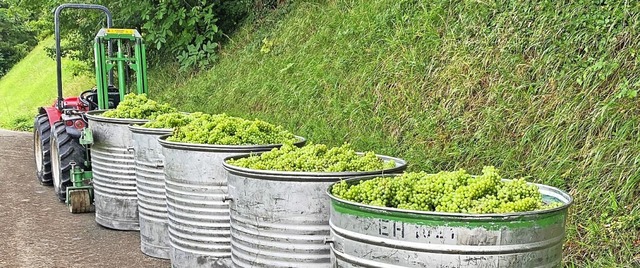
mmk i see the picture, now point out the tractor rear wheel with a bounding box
[50,122,87,202]
[33,114,52,185]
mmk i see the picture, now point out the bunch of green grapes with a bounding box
[227,143,396,172]
[141,112,205,129]
[102,93,176,120]
[331,180,350,199]
[410,169,471,211]
[497,177,541,202]
[331,166,558,214]
[334,177,395,206]
[390,172,422,207]
[167,113,297,145]
[435,166,501,213]
[492,178,542,213]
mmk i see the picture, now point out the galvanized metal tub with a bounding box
[327,175,573,268]
[130,125,173,259]
[86,110,148,231]
[159,136,306,268]
[222,155,407,268]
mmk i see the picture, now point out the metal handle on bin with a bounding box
[126,146,134,153]
[222,195,233,202]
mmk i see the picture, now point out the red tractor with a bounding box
[33,3,147,211]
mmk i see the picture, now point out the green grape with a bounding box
[331,180,350,199]
[141,112,205,129]
[539,201,563,210]
[102,93,176,120]
[389,173,421,207]
[167,113,297,145]
[497,178,541,202]
[495,197,540,213]
[332,166,551,214]
[228,143,396,172]
[368,199,387,207]
[469,196,501,214]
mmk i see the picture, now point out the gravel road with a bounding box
[0,129,170,268]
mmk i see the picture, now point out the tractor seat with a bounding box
[79,86,122,110]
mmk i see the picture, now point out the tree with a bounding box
[0,0,41,77]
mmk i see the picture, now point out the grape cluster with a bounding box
[332,166,555,214]
[167,113,297,145]
[102,93,176,120]
[227,143,396,172]
[141,112,205,129]
[333,177,396,206]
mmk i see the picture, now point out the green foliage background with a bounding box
[150,0,640,266]
[2,0,261,70]
[26,0,255,69]
[0,1,38,76]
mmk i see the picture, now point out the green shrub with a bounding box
[0,2,38,77]
[9,115,33,132]
[33,0,254,70]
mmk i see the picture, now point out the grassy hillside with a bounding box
[0,37,93,130]
[151,0,640,266]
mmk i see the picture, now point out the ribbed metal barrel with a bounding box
[130,125,173,259]
[159,136,306,268]
[86,111,148,231]
[222,155,407,268]
[327,175,573,268]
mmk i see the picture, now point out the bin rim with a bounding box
[158,134,307,153]
[128,124,173,135]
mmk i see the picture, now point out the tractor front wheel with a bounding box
[34,114,52,185]
[50,122,87,202]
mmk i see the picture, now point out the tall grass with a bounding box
[0,37,93,131]
[150,0,639,266]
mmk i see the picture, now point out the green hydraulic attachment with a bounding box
[66,128,94,213]
[66,161,94,213]
[79,127,93,145]
[70,28,147,212]
[94,28,148,110]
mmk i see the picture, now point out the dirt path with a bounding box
[0,129,170,268]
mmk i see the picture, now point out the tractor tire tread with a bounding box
[51,121,87,202]
[34,114,52,185]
